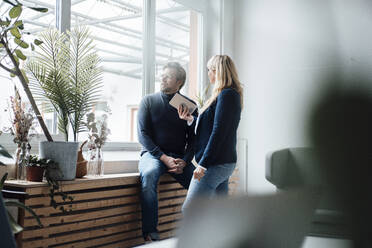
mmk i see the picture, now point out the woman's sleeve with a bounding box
[198,90,240,168]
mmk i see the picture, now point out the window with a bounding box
[155,0,200,101]
[0,1,56,134]
[0,0,204,155]
[71,0,143,142]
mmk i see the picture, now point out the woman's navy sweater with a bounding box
[195,88,241,168]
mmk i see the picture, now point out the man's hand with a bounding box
[160,154,178,170]
[167,158,186,174]
[174,158,186,169]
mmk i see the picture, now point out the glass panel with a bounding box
[155,0,200,102]
[72,0,143,142]
[0,1,56,134]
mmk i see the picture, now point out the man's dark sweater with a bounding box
[137,92,197,163]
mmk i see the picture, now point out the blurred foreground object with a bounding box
[177,189,319,248]
[309,81,372,248]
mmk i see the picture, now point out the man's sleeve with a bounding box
[182,108,198,163]
[137,97,164,159]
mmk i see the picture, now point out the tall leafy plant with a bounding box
[27,26,103,141]
[0,0,53,141]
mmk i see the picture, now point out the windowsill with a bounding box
[1,151,141,177]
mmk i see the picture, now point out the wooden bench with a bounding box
[4,171,239,248]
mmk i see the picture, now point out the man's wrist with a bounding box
[160,154,168,163]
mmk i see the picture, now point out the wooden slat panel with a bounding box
[159,189,187,199]
[158,205,182,216]
[52,230,143,248]
[26,187,140,206]
[159,229,177,240]
[22,222,142,248]
[158,182,184,191]
[158,221,180,232]
[9,173,188,248]
[23,212,182,240]
[25,195,140,217]
[158,197,185,207]
[25,177,140,195]
[159,174,178,183]
[158,212,183,224]
[22,213,140,239]
[24,204,140,227]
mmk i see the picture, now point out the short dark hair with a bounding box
[163,62,186,89]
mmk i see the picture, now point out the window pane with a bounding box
[0,1,56,134]
[71,0,143,142]
[155,0,200,101]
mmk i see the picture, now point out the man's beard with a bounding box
[160,84,172,94]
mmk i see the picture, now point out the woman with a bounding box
[178,55,243,211]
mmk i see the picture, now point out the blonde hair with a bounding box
[200,55,243,113]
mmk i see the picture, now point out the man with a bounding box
[137,62,197,242]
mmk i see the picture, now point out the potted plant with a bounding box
[26,155,50,182]
[27,26,103,180]
[76,140,88,178]
[0,0,52,142]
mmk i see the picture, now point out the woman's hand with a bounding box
[193,166,206,181]
[178,104,193,123]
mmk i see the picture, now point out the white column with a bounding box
[142,0,156,96]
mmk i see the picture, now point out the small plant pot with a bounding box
[26,166,45,182]
[76,160,87,178]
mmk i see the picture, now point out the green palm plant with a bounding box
[27,26,103,141]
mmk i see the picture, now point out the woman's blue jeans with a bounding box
[182,162,236,212]
[139,152,195,238]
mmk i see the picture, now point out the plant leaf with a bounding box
[0,145,12,158]
[7,211,23,234]
[15,49,26,60]
[28,7,48,13]
[0,20,11,27]
[0,173,8,190]
[14,20,22,27]
[10,27,21,38]
[9,5,22,19]
[31,43,35,51]
[34,39,43,45]
[5,201,43,227]
[14,38,29,48]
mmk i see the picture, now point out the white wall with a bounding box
[232,0,372,193]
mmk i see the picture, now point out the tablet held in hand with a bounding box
[169,93,197,114]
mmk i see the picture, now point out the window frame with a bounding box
[0,0,206,154]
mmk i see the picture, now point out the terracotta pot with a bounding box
[76,160,87,178]
[26,166,45,182]
[76,140,88,178]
